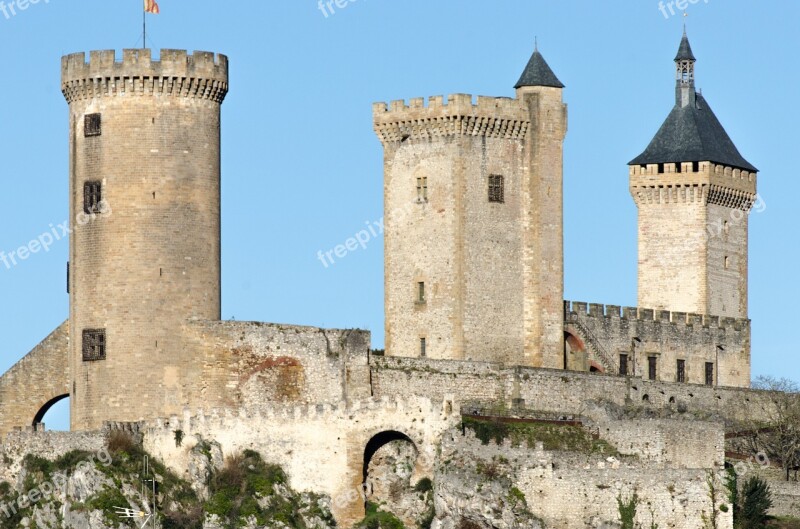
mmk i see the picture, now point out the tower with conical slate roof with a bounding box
[374,45,567,368]
[629,32,758,321]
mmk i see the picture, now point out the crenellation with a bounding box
[572,301,588,314]
[61,49,228,103]
[373,93,530,143]
[687,313,703,325]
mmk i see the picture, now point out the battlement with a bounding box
[373,93,529,143]
[629,161,757,209]
[144,394,457,437]
[61,49,228,103]
[564,300,749,330]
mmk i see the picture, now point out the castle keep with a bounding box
[375,47,566,368]
[0,32,785,528]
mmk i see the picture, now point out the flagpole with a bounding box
[143,6,146,48]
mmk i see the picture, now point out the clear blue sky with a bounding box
[1,1,797,431]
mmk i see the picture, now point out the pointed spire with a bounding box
[515,44,564,89]
[675,29,696,62]
[630,31,757,173]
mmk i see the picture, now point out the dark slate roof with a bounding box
[675,32,696,61]
[514,49,565,89]
[629,93,758,172]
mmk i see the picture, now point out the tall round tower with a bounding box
[61,49,229,430]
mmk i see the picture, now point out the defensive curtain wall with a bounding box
[0,321,370,438]
[0,316,791,525]
[564,300,750,387]
[0,323,70,438]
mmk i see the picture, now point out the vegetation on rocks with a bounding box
[463,416,618,454]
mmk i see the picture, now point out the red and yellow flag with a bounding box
[144,0,160,14]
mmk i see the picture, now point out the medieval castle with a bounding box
[0,32,794,528]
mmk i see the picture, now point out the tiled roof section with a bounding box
[675,32,696,61]
[514,49,564,89]
[629,94,757,172]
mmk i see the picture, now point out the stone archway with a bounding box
[0,322,70,436]
[33,394,69,430]
[564,331,587,371]
[589,361,605,374]
[362,430,430,527]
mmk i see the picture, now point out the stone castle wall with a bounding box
[142,395,460,527]
[565,300,751,387]
[440,428,732,529]
[179,320,372,410]
[371,355,768,423]
[0,323,70,437]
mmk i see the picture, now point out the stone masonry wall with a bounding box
[142,395,460,527]
[440,429,732,529]
[596,418,724,469]
[0,430,106,484]
[371,356,770,424]
[0,322,70,437]
[565,300,750,387]
[180,320,372,412]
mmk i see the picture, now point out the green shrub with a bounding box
[509,487,526,506]
[462,417,618,454]
[355,501,405,529]
[740,476,772,529]
[414,477,433,493]
[617,493,639,529]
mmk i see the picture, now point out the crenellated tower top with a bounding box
[372,94,530,144]
[61,49,228,104]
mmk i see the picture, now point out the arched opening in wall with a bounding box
[362,431,427,526]
[588,362,605,374]
[33,394,70,431]
[564,332,586,371]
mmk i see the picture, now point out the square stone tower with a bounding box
[629,32,758,320]
[374,47,567,367]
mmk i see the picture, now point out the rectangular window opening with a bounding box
[420,337,427,358]
[416,177,428,202]
[619,354,628,376]
[677,359,686,383]
[82,329,106,362]
[648,356,657,381]
[83,181,103,214]
[705,362,714,386]
[417,281,425,303]
[84,113,102,137]
[488,175,504,203]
